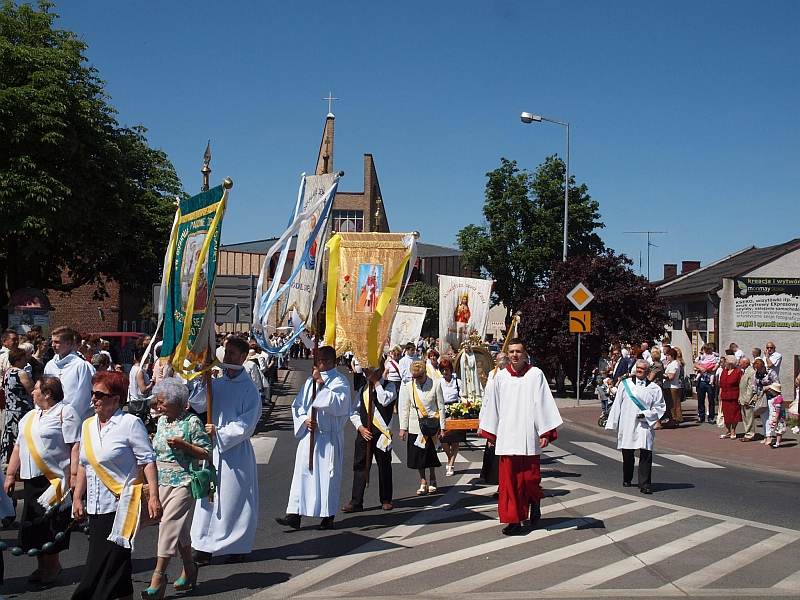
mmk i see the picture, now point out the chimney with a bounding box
[663,264,678,279]
[681,260,701,274]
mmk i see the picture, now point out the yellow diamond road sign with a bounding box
[567,282,594,310]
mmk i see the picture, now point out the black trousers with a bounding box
[351,434,393,505]
[621,448,652,486]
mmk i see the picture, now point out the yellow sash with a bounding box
[81,416,143,548]
[411,381,439,448]
[362,387,392,451]
[23,412,66,509]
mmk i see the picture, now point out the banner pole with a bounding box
[576,333,581,406]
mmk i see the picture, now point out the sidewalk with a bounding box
[555,394,798,478]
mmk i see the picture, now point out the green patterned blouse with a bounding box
[153,413,213,487]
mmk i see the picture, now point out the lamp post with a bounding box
[520,112,570,262]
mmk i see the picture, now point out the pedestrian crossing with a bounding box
[253,474,800,599]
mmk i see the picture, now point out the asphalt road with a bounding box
[2,358,798,600]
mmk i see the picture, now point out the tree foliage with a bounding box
[457,156,605,322]
[400,281,438,338]
[0,0,183,306]
[518,251,669,394]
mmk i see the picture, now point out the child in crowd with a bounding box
[763,383,785,449]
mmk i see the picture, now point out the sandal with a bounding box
[719,434,728,439]
[416,484,428,495]
[427,482,438,494]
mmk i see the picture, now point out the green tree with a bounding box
[457,156,604,323]
[400,282,438,338]
[518,251,669,396]
[0,0,182,311]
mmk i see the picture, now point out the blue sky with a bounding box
[54,1,799,279]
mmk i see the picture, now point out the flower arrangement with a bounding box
[446,399,482,419]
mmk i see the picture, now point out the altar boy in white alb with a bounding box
[479,339,563,536]
[605,359,666,494]
[278,346,352,530]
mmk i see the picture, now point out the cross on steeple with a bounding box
[323,91,339,117]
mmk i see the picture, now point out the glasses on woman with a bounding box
[91,390,116,400]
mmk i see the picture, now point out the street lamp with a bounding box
[520,112,570,262]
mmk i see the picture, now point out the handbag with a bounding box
[181,417,217,500]
[753,392,768,414]
[411,382,440,437]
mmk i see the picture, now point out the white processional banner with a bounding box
[285,172,337,323]
[390,305,427,347]
[439,275,493,353]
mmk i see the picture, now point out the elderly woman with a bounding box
[718,355,743,439]
[399,360,445,495]
[438,359,465,477]
[3,376,80,584]
[72,371,161,600]
[142,378,212,597]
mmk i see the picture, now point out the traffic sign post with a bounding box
[567,283,594,405]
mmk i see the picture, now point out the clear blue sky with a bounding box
[54,1,799,279]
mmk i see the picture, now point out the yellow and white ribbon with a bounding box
[82,417,143,549]
[411,382,439,449]
[23,413,69,510]
[362,387,392,452]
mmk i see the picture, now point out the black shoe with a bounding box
[192,549,212,566]
[275,514,301,530]
[318,516,335,530]
[622,481,632,487]
[640,485,653,495]
[501,523,525,536]
[341,502,363,513]
[707,417,715,424]
[529,503,541,527]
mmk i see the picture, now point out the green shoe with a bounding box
[141,572,168,599]
[174,563,198,592]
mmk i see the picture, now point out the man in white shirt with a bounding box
[479,339,562,536]
[44,326,96,420]
[0,329,19,379]
[398,343,418,384]
[605,360,666,494]
[640,342,652,365]
[765,342,781,377]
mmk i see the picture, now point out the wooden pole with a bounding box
[308,328,319,472]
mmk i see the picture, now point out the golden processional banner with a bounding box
[324,233,416,368]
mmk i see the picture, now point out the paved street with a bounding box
[2,359,798,600]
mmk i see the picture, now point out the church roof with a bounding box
[657,238,800,299]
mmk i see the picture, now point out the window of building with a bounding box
[332,210,364,233]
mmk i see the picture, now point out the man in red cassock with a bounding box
[478,338,563,535]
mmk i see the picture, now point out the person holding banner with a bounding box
[399,360,445,495]
[604,359,666,495]
[278,346,352,530]
[479,340,562,535]
[191,337,261,565]
[72,370,160,600]
[342,364,398,513]
[3,376,79,585]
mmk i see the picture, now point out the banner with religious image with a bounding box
[438,274,494,353]
[159,184,229,377]
[252,173,340,354]
[390,305,428,347]
[324,233,417,368]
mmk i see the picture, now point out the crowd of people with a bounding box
[596,339,799,446]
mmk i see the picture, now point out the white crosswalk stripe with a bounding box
[251,435,278,464]
[571,440,663,466]
[254,473,800,600]
[542,443,597,465]
[658,453,725,468]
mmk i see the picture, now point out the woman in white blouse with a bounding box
[72,370,161,600]
[399,361,445,495]
[3,376,80,584]
[438,359,465,477]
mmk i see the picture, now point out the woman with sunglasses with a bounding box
[72,371,161,600]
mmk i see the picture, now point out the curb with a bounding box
[560,413,800,481]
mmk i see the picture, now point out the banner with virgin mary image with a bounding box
[159,184,229,377]
[438,274,494,353]
[324,233,417,368]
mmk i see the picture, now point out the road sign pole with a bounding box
[576,333,581,406]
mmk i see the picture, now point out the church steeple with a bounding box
[315,95,337,175]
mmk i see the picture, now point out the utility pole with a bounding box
[624,231,667,280]
[201,140,211,192]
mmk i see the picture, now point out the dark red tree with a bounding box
[518,251,668,396]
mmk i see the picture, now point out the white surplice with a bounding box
[479,366,563,456]
[286,368,352,518]
[604,378,666,450]
[191,368,261,555]
[44,352,96,421]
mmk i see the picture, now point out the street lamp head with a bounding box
[520,112,543,124]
